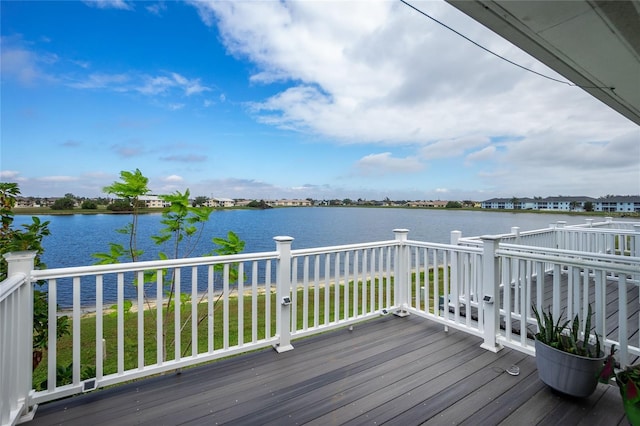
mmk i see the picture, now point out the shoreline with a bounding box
[13,205,635,218]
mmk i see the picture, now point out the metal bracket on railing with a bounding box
[82,379,97,393]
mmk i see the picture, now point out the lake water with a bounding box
[14,207,617,269]
[12,208,629,307]
[14,207,620,268]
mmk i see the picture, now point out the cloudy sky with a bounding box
[1,0,638,201]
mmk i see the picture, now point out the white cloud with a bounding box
[0,36,54,86]
[164,175,184,183]
[189,0,572,144]
[136,72,210,97]
[146,2,167,16]
[83,1,134,11]
[420,136,491,160]
[354,152,424,176]
[465,145,497,164]
[185,0,638,198]
[67,72,130,89]
[0,170,20,179]
[39,176,78,182]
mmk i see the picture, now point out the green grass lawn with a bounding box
[33,270,446,390]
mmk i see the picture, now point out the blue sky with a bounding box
[1,0,638,201]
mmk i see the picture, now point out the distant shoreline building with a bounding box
[480,195,640,213]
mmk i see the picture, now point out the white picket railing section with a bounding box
[1,222,639,425]
[0,253,37,426]
[29,249,283,405]
[403,240,484,337]
[289,239,398,339]
[495,244,640,364]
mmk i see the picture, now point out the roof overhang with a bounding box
[445,0,640,126]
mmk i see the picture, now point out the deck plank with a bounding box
[29,314,626,426]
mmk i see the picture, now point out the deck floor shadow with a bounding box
[29,315,626,426]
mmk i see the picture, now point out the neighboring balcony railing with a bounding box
[1,223,638,425]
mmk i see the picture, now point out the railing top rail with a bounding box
[458,221,639,245]
[499,242,640,262]
[497,244,640,274]
[406,239,483,254]
[458,226,556,242]
[557,227,640,235]
[291,239,398,257]
[0,272,28,303]
[31,250,279,280]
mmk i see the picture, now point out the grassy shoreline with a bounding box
[33,276,410,389]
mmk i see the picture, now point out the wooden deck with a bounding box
[29,314,626,425]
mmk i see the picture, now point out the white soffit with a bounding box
[446,0,640,126]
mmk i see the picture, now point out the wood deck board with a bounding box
[29,315,626,426]
[32,268,637,426]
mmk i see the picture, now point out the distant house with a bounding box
[406,200,448,208]
[138,195,171,209]
[269,199,312,207]
[207,198,236,208]
[16,198,36,208]
[595,196,640,213]
[481,195,639,213]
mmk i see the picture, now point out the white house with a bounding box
[207,198,236,208]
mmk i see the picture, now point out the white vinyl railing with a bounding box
[289,239,398,339]
[1,222,638,425]
[457,218,640,257]
[494,244,640,366]
[29,249,282,405]
[0,253,37,426]
[403,240,484,337]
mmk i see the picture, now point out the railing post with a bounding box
[633,225,640,258]
[480,237,503,353]
[511,227,520,244]
[393,229,410,317]
[1,251,37,424]
[450,230,461,245]
[273,237,294,353]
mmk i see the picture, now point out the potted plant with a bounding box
[532,304,605,398]
[599,346,640,425]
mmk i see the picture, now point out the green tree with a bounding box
[51,197,75,210]
[445,201,462,208]
[102,169,150,262]
[0,182,69,372]
[510,197,520,210]
[81,200,98,209]
[248,199,271,209]
[584,201,594,212]
[106,200,133,212]
[94,170,245,360]
[192,196,209,207]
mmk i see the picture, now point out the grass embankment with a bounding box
[33,270,444,389]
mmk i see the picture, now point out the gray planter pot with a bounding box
[534,339,605,398]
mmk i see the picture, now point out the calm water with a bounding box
[13,208,628,307]
[14,207,606,269]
